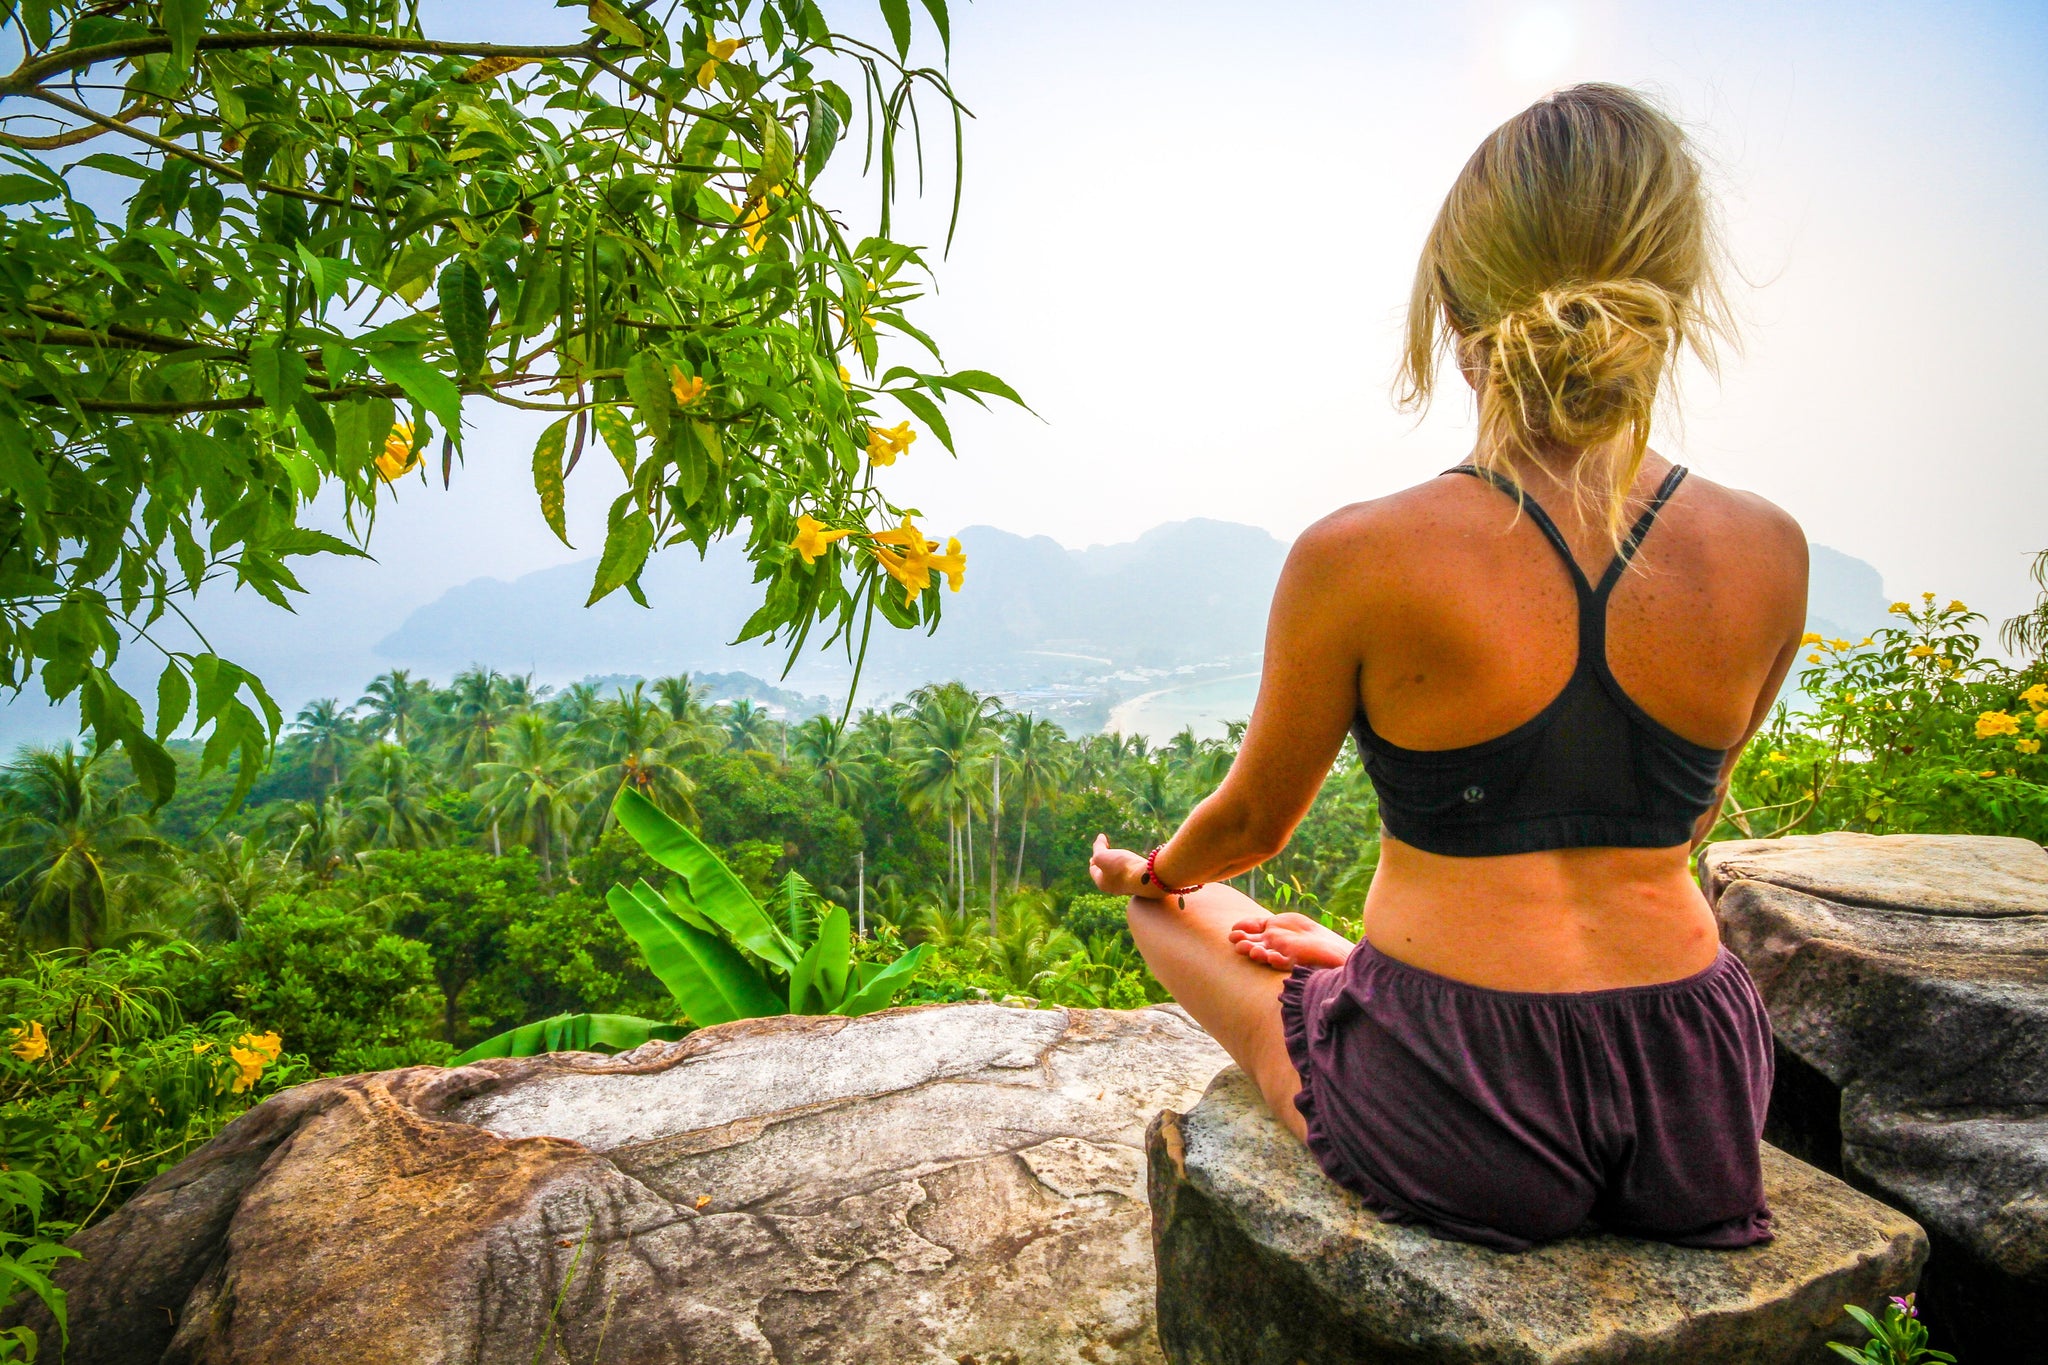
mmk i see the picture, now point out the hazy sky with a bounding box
[9,0,2048,734]
[357,0,2048,633]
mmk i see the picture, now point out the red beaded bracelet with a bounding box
[1141,845,1204,897]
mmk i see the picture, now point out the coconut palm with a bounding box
[1001,714,1072,889]
[569,683,696,834]
[357,669,436,749]
[446,665,511,782]
[548,680,603,725]
[268,793,357,880]
[791,715,873,807]
[288,697,358,790]
[0,746,171,950]
[898,684,1004,922]
[344,743,448,850]
[174,833,298,942]
[721,698,776,753]
[474,713,581,878]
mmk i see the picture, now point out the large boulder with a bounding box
[1148,1067,1927,1365]
[18,1002,1229,1364]
[1702,832,2048,1363]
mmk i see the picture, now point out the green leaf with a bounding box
[833,944,929,1016]
[0,174,58,206]
[154,661,190,740]
[586,506,654,606]
[532,416,571,545]
[813,904,853,1008]
[160,0,205,77]
[608,884,783,1023]
[888,386,953,453]
[368,347,462,440]
[613,788,799,971]
[587,0,645,43]
[451,1013,684,1063]
[438,257,490,377]
[623,350,670,445]
[593,404,637,477]
[918,0,951,54]
[248,340,307,416]
[0,414,50,518]
[877,0,912,58]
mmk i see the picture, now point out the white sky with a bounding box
[365,0,2048,638]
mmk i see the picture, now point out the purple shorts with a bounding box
[1280,940,1775,1252]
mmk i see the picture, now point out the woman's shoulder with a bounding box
[1667,468,1808,578]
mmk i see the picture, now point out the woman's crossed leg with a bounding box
[1124,879,1354,1142]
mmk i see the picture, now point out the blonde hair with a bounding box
[1398,83,1731,542]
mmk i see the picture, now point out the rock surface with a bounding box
[17,1002,1229,1364]
[1702,831,2048,1363]
[1148,1067,1927,1365]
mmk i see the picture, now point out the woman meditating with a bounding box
[1088,83,1807,1251]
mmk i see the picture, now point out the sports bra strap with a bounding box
[1444,463,1689,602]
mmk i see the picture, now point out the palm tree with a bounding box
[268,793,357,879]
[357,669,436,749]
[288,697,357,790]
[175,833,298,942]
[791,715,873,807]
[496,671,552,711]
[898,683,1004,923]
[569,683,696,835]
[0,746,170,950]
[722,698,776,753]
[548,680,603,725]
[344,743,448,850]
[1002,714,1072,889]
[1123,755,1187,842]
[446,665,511,782]
[653,673,712,724]
[475,713,581,878]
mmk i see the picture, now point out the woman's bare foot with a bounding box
[1228,913,1355,971]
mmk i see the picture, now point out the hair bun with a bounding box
[1481,277,1681,452]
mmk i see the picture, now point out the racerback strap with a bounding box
[1444,463,1689,603]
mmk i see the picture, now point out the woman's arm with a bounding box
[1091,517,1369,897]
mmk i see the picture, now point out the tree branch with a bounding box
[2,33,601,97]
[0,97,152,149]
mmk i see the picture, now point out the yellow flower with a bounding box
[375,421,420,481]
[1908,644,1936,658]
[836,365,852,384]
[1799,632,1823,646]
[735,185,783,252]
[1857,637,1873,647]
[1977,711,2021,739]
[2019,739,2041,756]
[870,518,935,602]
[670,369,707,407]
[696,35,745,89]
[1828,638,1851,652]
[929,537,966,592]
[7,1021,47,1064]
[790,513,854,565]
[192,1040,213,1056]
[1948,600,1968,614]
[2036,711,2048,733]
[1888,602,1911,614]
[1939,657,1958,673]
[225,1031,280,1095]
[1807,652,1822,664]
[2023,684,2048,711]
[1923,591,1936,602]
[864,422,916,466]
[1767,751,1787,763]
[239,1031,283,1064]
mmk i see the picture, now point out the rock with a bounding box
[1702,831,2048,1363]
[1147,1067,1927,1365]
[15,1002,1228,1364]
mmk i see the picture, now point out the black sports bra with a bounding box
[1352,464,1728,857]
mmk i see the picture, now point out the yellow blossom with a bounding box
[696,35,745,89]
[929,537,966,592]
[789,513,854,565]
[2021,683,2048,710]
[1939,657,1958,673]
[870,518,935,602]
[1767,751,1788,762]
[2019,739,2042,755]
[865,422,916,467]
[375,422,420,481]
[226,1030,280,1095]
[1799,632,1823,646]
[1977,711,2021,739]
[1807,652,1822,664]
[1888,602,1912,614]
[670,369,707,407]
[1923,592,1936,602]
[837,365,852,383]
[735,185,783,252]
[1948,600,1968,613]
[1828,638,1851,651]
[1858,637,1873,647]
[2036,711,2048,733]
[193,1040,213,1056]
[1908,645,1936,658]
[239,1031,282,1064]
[7,1021,47,1063]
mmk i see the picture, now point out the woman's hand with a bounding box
[1089,834,1163,899]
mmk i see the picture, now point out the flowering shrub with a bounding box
[1715,596,2048,843]
[0,944,299,1239]
[1827,1293,1954,1365]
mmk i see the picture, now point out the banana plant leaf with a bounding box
[814,904,853,1007]
[615,788,799,972]
[832,943,931,1017]
[608,883,784,1024]
[451,1012,684,1064]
